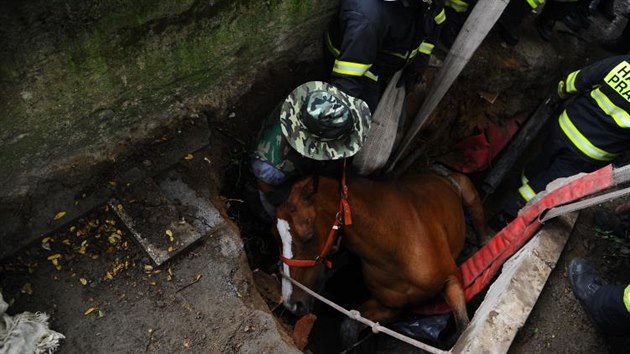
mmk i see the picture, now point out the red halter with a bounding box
[281,160,352,269]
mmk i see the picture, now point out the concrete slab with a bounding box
[452,213,578,353]
[109,169,224,266]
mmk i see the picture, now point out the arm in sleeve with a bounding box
[330,8,380,97]
[559,55,630,97]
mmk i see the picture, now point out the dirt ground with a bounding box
[2,3,630,354]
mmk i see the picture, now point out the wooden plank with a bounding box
[387,0,510,173]
[452,213,577,353]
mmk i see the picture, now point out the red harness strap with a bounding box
[281,160,352,269]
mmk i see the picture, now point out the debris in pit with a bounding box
[109,168,225,266]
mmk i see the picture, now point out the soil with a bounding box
[2,4,630,354]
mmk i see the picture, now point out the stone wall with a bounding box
[0,0,339,257]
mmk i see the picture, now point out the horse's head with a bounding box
[274,175,329,316]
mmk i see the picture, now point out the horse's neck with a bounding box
[317,176,374,254]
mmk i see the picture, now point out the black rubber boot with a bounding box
[498,22,519,46]
[568,258,630,336]
[535,18,555,41]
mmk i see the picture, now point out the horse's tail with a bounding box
[449,172,488,244]
[431,165,488,244]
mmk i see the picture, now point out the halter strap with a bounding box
[281,159,352,269]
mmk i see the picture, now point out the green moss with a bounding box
[0,0,334,175]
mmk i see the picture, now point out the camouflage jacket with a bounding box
[251,105,311,185]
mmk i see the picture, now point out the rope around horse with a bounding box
[278,270,450,354]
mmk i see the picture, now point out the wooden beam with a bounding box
[452,213,577,353]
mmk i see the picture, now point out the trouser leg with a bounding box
[501,122,601,217]
[589,285,630,336]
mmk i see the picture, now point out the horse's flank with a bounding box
[277,169,486,335]
[316,173,467,305]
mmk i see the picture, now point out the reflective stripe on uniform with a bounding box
[518,177,536,201]
[591,88,630,128]
[332,60,372,76]
[434,9,446,24]
[364,70,379,82]
[624,284,630,314]
[382,49,409,60]
[559,110,618,161]
[418,41,435,55]
[325,31,340,57]
[445,0,469,13]
[526,0,545,9]
[566,70,580,93]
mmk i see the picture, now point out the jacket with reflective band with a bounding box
[558,55,630,161]
[327,0,445,98]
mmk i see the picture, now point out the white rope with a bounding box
[279,270,451,354]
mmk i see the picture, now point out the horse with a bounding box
[273,168,487,342]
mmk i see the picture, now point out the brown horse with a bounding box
[274,169,486,338]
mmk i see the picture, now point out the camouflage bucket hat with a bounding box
[280,81,371,161]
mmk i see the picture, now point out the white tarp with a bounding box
[0,292,64,354]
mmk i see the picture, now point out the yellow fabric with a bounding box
[526,0,545,10]
[364,70,379,82]
[418,41,435,55]
[566,70,580,93]
[382,49,409,60]
[591,88,630,128]
[434,9,446,25]
[624,284,630,314]
[445,0,469,13]
[604,60,630,103]
[518,182,536,202]
[558,110,617,161]
[325,31,340,57]
[332,60,372,76]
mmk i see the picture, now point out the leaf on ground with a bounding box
[84,306,98,315]
[20,283,33,295]
[53,211,66,221]
[184,153,194,160]
[80,278,88,286]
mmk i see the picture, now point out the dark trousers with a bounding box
[589,285,630,336]
[538,0,580,26]
[502,120,603,217]
[499,0,532,30]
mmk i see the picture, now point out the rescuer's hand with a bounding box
[557,80,569,100]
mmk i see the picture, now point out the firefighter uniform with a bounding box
[502,55,630,218]
[497,0,546,45]
[325,0,446,111]
[569,258,630,336]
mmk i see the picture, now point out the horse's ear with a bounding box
[298,175,318,201]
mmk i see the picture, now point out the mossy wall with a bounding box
[0,0,338,256]
[0,0,336,188]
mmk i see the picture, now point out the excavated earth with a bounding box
[2,3,630,354]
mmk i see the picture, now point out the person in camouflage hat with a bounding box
[249,81,371,220]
